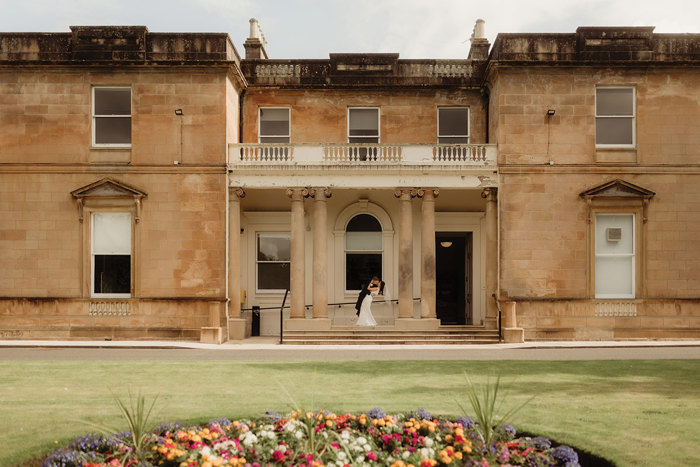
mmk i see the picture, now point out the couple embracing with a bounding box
[354,276,385,327]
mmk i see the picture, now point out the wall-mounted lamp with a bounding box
[547,109,556,116]
[440,241,453,248]
[174,109,183,116]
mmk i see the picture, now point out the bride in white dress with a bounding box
[357,280,379,326]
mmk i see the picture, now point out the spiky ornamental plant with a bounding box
[457,373,534,447]
[111,390,159,455]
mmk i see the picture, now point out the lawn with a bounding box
[0,359,698,466]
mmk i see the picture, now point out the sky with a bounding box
[1,0,699,59]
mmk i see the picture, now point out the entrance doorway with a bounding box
[435,232,472,325]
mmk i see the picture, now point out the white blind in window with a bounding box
[93,212,131,255]
[595,214,634,298]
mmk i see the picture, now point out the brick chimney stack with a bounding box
[468,19,490,60]
[244,18,268,59]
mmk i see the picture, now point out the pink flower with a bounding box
[367,451,377,461]
[331,443,340,450]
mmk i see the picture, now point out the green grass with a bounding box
[1,360,698,466]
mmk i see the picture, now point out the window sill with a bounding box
[89,147,132,164]
[595,147,638,164]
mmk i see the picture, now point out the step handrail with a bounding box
[492,293,502,343]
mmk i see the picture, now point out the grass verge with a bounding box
[0,359,698,466]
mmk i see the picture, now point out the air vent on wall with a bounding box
[606,227,622,242]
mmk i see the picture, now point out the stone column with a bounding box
[418,188,439,319]
[482,187,498,329]
[394,188,416,319]
[309,187,331,318]
[287,188,308,319]
[226,187,246,341]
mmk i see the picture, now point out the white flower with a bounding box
[341,430,351,440]
[424,438,434,447]
[402,451,411,459]
[357,437,366,445]
[200,446,212,457]
[363,444,371,451]
[295,430,303,439]
[241,432,258,447]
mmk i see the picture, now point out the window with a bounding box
[93,87,131,146]
[91,212,131,297]
[438,107,470,143]
[595,213,635,298]
[345,214,382,291]
[596,87,635,147]
[257,233,290,292]
[348,108,379,144]
[259,108,290,143]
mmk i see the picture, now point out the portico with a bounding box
[226,143,498,339]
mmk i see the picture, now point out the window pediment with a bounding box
[579,179,655,200]
[71,178,147,222]
[580,179,654,224]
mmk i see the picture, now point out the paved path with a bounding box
[1,338,699,360]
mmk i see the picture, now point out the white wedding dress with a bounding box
[356,290,378,326]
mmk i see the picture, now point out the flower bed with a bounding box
[43,409,580,467]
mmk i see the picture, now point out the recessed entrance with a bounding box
[435,232,472,325]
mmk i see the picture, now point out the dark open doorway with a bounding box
[435,232,472,325]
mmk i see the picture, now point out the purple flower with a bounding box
[410,409,432,420]
[454,416,475,429]
[530,436,552,450]
[154,421,183,435]
[264,411,283,423]
[368,407,387,419]
[552,445,580,467]
[42,449,96,467]
[208,417,232,429]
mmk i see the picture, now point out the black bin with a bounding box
[252,306,261,336]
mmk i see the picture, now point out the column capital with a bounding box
[481,187,498,201]
[308,187,332,199]
[286,187,309,200]
[417,188,439,199]
[231,187,246,199]
[394,188,418,199]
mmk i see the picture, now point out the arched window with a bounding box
[345,214,382,291]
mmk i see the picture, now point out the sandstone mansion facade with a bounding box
[1,21,698,343]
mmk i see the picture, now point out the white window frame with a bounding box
[344,214,383,294]
[595,213,635,299]
[258,107,291,143]
[437,106,470,144]
[255,232,291,294]
[595,86,635,149]
[90,211,132,299]
[92,86,132,148]
[347,107,380,144]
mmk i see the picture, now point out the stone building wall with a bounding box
[242,88,487,144]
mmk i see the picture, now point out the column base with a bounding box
[393,318,440,330]
[228,318,249,341]
[200,326,223,345]
[503,327,525,343]
[285,318,332,331]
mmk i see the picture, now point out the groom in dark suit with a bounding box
[355,276,385,316]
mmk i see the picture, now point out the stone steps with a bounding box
[282,326,500,345]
